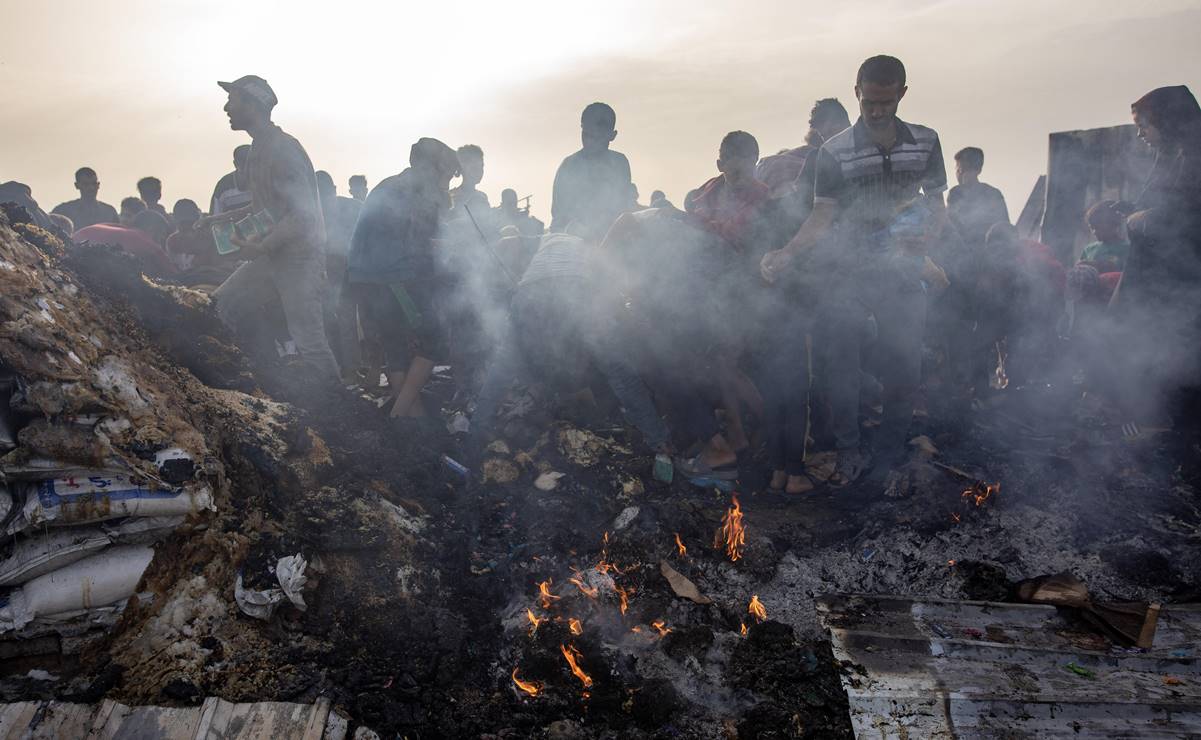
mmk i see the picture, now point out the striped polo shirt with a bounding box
[813,116,947,248]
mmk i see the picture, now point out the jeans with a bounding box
[214,250,339,379]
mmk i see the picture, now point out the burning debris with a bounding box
[559,643,593,690]
[716,494,746,562]
[748,595,768,622]
[511,667,543,698]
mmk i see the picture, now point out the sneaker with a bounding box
[828,448,868,488]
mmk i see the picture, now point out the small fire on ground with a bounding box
[962,481,1001,508]
[748,595,767,622]
[511,667,543,697]
[538,580,560,610]
[715,494,746,562]
[560,643,593,689]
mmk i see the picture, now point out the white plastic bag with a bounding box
[234,553,308,621]
[0,545,155,633]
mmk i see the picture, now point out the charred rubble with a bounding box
[0,205,1198,738]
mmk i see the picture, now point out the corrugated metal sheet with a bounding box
[817,594,1201,739]
[0,696,345,739]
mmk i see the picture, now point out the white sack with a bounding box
[0,545,154,632]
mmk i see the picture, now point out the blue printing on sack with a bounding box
[36,477,183,508]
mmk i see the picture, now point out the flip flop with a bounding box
[677,454,739,481]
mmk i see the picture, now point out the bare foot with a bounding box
[769,470,787,491]
[785,474,816,494]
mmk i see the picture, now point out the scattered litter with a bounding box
[379,498,426,535]
[660,561,712,605]
[482,458,519,484]
[485,440,511,455]
[440,455,469,479]
[652,453,673,483]
[612,506,640,531]
[557,426,629,467]
[447,412,470,435]
[534,471,565,491]
[686,476,734,492]
[235,553,309,621]
[1063,662,1096,679]
[908,435,939,457]
[25,669,57,681]
[276,554,308,610]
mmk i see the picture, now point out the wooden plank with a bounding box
[322,708,348,740]
[24,701,96,739]
[111,705,203,740]
[819,595,1201,739]
[300,697,330,740]
[198,701,317,740]
[192,696,226,739]
[87,699,131,740]
[0,702,40,740]
[817,595,1201,657]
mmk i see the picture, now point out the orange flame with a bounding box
[560,643,593,688]
[948,559,957,567]
[511,667,543,697]
[961,481,1000,508]
[716,495,746,562]
[538,580,561,610]
[569,618,583,635]
[740,622,748,637]
[748,595,767,623]
[616,584,630,616]
[674,533,687,557]
[631,625,644,633]
[526,608,544,635]
[651,619,672,638]
[570,572,600,600]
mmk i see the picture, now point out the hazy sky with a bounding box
[2,0,1199,223]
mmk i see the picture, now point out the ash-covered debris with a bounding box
[0,196,1197,738]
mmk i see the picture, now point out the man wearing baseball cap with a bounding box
[209,74,339,380]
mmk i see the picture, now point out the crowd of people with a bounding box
[3,56,1198,497]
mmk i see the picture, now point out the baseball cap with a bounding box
[218,75,278,110]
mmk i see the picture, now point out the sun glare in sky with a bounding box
[2,0,1199,218]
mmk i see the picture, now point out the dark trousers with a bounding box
[820,266,927,460]
[758,315,811,475]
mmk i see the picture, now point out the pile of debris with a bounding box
[0,205,1197,738]
[0,210,456,733]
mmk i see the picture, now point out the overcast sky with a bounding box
[2,0,1199,223]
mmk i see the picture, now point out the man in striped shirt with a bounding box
[761,54,948,494]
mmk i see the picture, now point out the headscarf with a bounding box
[1131,85,1201,153]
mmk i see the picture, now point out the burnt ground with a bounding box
[1,213,1198,738]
